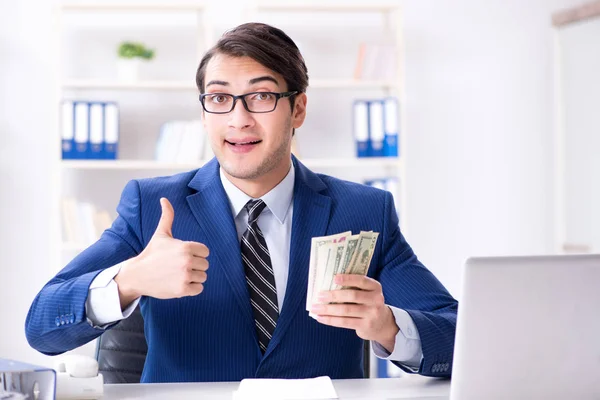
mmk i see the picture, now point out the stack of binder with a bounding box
[61,100,119,160]
[0,359,56,399]
[353,97,399,158]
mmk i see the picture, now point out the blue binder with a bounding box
[368,100,385,157]
[353,100,369,158]
[383,97,399,157]
[61,100,75,160]
[103,102,119,160]
[88,102,104,160]
[73,101,89,160]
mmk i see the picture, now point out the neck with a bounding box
[223,158,292,198]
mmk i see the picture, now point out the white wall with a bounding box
[0,0,579,366]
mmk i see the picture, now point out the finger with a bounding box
[317,288,372,305]
[155,198,174,237]
[311,303,369,318]
[315,315,361,330]
[334,274,380,291]
[183,241,210,258]
[186,256,209,272]
[188,270,207,284]
[185,282,204,296]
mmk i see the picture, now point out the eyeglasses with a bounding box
[199,91,298,114]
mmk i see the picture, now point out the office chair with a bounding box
[95,305,147,383]
[95,305,372,383]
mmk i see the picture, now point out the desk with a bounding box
[103,375,450,399]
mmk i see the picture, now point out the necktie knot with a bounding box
[245,199,267,224]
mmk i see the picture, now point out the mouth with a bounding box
[225,138,262,154]
[225,139,262,146]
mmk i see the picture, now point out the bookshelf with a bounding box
[54,2,405,376]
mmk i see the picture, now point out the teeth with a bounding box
[232,140,259,145]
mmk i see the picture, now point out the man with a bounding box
[25,22,457,382]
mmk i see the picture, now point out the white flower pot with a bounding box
[117,58,141,82]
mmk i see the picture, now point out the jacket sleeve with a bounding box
[24,180,146,355]
[375,191,458,378]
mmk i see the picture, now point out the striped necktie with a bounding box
[241,199,279,353]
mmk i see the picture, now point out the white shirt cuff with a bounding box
[372,306,423,371]
[85,263,140,329]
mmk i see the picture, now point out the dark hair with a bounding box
[195,22,309,108]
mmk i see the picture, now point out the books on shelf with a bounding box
[353,97,399,158]
[61,197,113,247]
[354,41,397,81]
[155,119,213,163]
[61,100,119,160]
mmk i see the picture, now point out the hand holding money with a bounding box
[312,274,399,352]
[306,231,399,352]
[305,230,379,313]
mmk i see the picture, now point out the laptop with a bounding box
[450,254,600,399]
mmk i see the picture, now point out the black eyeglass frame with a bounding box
[198,91,299,114]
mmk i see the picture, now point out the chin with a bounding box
[220,161,264,180]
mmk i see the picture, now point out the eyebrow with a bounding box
[205,75,280,88]
[249,76,280,86]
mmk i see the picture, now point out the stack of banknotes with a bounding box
[306,231,379,318]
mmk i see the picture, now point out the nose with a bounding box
[227,98,255,130]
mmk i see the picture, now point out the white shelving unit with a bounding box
[54,1,406,273]
[54,1,406,369]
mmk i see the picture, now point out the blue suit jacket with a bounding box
[25,156,457,382]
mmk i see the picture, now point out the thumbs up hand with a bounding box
[115,198,210,307]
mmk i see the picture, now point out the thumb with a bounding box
[155,197,174,237]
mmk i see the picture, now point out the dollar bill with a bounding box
[320,239,348,292]
[305,231,351,313]
[345,231,379,277]
[329,234,360,290]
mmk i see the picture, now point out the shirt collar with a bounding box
[219,161,295,224]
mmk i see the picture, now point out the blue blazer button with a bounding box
[55,317,60,327]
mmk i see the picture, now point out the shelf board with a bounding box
[61,160,206,170]
[301,157,401,169]
[255,3,398,13]
[62,79,396,91]
[60,3,206,12]
[60,158,401,170]
[62,80,197,90]
[311,79,397,89]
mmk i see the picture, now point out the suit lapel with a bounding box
[262,157,332,360]
[186,159,255,338]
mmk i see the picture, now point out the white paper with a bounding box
[232,376,338,400]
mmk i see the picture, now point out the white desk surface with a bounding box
[103,374,450,399]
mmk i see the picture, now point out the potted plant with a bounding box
[117,41,155,82]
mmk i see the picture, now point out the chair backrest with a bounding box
[95,305,147,383]
[95,305,371,382]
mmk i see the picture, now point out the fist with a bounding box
[117,198,210,300]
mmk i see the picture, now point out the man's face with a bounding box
[202,54,307,181]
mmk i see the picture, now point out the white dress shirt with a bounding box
[85,162,423,368]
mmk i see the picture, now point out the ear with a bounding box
[201,109,207,131]
[291,92,307,129]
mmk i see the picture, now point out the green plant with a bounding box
[118,42,155,60]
